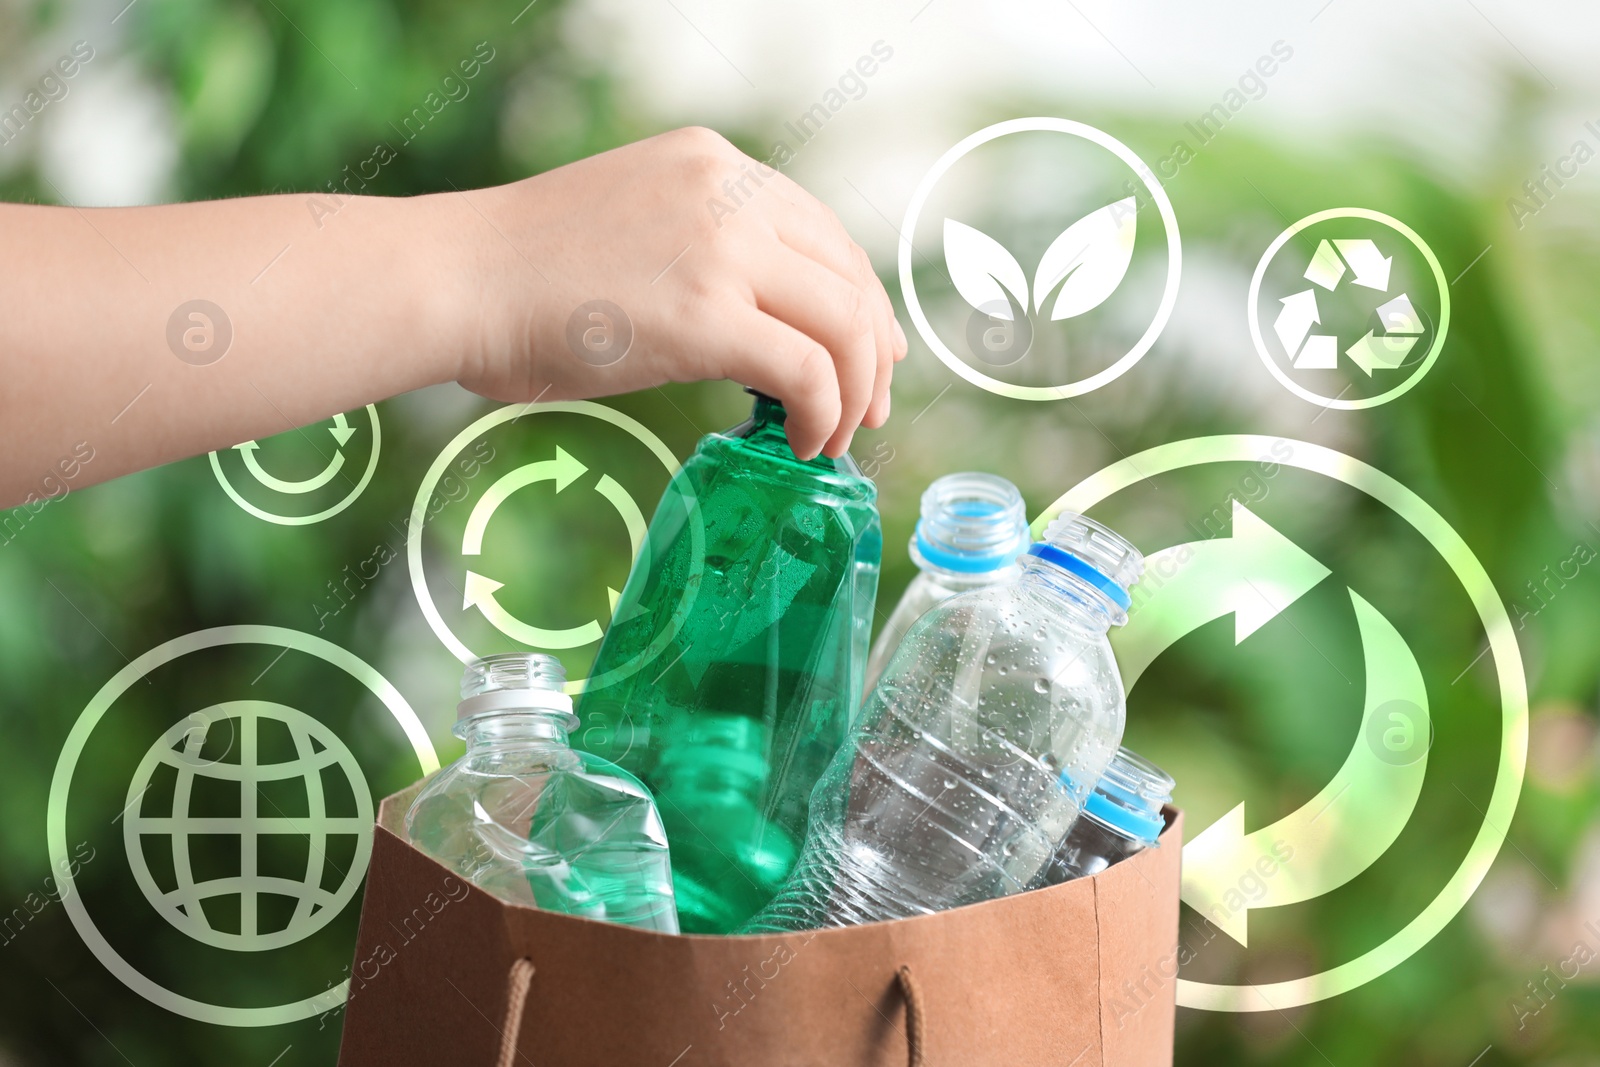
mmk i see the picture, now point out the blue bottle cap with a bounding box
[1060,746,1174,845]
[908,472,1030,575]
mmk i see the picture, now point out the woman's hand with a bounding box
[0,127,903,506]
[447,127,907,459]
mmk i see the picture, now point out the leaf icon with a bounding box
[1032,197,1137,321]
[944,218,1029,321]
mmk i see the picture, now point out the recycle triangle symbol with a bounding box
[1273,239,1425,376]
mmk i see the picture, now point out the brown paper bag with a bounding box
[337,784,1181,1067]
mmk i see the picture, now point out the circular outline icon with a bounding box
[565,299,635,367]
[898,116,1183,401]
[166,299,234,366]
[47,625,438,1028]
[207,405,382,526]
[123,700,375,953]
[407,401,700,694]
[1247,208,1450,410]
[1365,698,1435,768]
[1034,435,1526,1012]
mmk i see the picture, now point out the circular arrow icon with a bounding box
[1116,501,1433,946]
[1249,208,1449,411]
[409,401,699,693]
[208,406,380,525]
[457,447,649,650]
[1035,436,1527,1012]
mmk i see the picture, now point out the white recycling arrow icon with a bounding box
[1275,239,1424,374]
[1330,239,1392,291]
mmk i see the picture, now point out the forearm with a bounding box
[0,193,465,507]
[0,129,905,507]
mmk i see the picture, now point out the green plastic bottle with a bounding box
[577,391,881,932]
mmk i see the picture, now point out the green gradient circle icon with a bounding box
[898,117,1182,401]
[408,401,700,695]
[125,701,374,952]
[48,626,437,1028]
[208,405,381,525]
[1034,436,1527,1012]
[1248,209,1450,410]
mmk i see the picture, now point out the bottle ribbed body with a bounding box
[577,395,881,932]
[864,472,1030,689]
[746,514,1142,931]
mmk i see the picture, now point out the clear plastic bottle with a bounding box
[1035,746,1173,885]
[864,472,1031,690]
[406,653,678,933]
[745,513,1143,931]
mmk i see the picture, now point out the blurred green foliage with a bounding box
[0,2,1598,1065]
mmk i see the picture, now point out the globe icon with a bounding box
[123,700,374,952]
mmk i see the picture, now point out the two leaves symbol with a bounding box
[944,197,1137,322]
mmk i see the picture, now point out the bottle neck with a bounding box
[455,710,573,752]
[1018,554,1124,632]
[1080,748,1173,844]
[911,555,1019,589]
[731,392,861,476]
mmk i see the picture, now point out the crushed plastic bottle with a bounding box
[577,391,881,932]
[405,653,678,933]
[745,512,1143,930]
[1035,746,1173,885]
[864,471,1031,690]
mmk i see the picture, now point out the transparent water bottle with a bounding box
[746,513,1143,930]
[1035,747,1173,885]
[864,472,1031,690]
[406,653,678,933]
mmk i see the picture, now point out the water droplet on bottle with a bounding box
[1034,678,1050,694]
[985,653,997,665]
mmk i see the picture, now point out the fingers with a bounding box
[761,179,905,433]
[749,247,878,458]
[704,305,842,461]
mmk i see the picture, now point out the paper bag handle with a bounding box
[492,957,924,1067]
[495,957,536,1067]
[896,964,925,1067]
